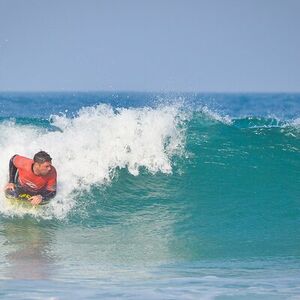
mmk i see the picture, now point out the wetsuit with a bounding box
[6,155,57,203]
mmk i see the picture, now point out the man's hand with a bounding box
[5,183,15,191]
[29,195,43,206]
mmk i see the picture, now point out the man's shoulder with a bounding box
[14,155,33,168]
[48,166,57,178]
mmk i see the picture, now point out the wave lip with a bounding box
[51,103,186,178]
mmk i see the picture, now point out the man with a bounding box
[5,151,57,205]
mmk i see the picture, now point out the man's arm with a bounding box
[40,190,56,201]
[8,155,18,183]
[6,155,18,191]
[29,187,56,205]
[41,167,57,202]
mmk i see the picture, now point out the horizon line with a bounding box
[0,89,300,94]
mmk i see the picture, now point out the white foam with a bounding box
[0,104,186,219]
[291,117,300,128]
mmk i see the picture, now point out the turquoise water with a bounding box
[0,92,299,299]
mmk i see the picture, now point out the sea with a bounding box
[0,92,299,299]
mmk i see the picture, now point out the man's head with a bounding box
[33,151,52,176]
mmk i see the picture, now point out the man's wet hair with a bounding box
[33,151,52,164]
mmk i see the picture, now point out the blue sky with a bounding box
[0,0,299,92]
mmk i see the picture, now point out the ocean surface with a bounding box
[0,92,299,299]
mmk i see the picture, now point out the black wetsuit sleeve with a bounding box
[9,155,18,183]
[40,190,56,201]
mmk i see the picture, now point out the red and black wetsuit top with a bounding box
[9,155,57,200]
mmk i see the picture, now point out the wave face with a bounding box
[0,92,299,299]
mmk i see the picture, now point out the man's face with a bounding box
[37,161,52,176]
